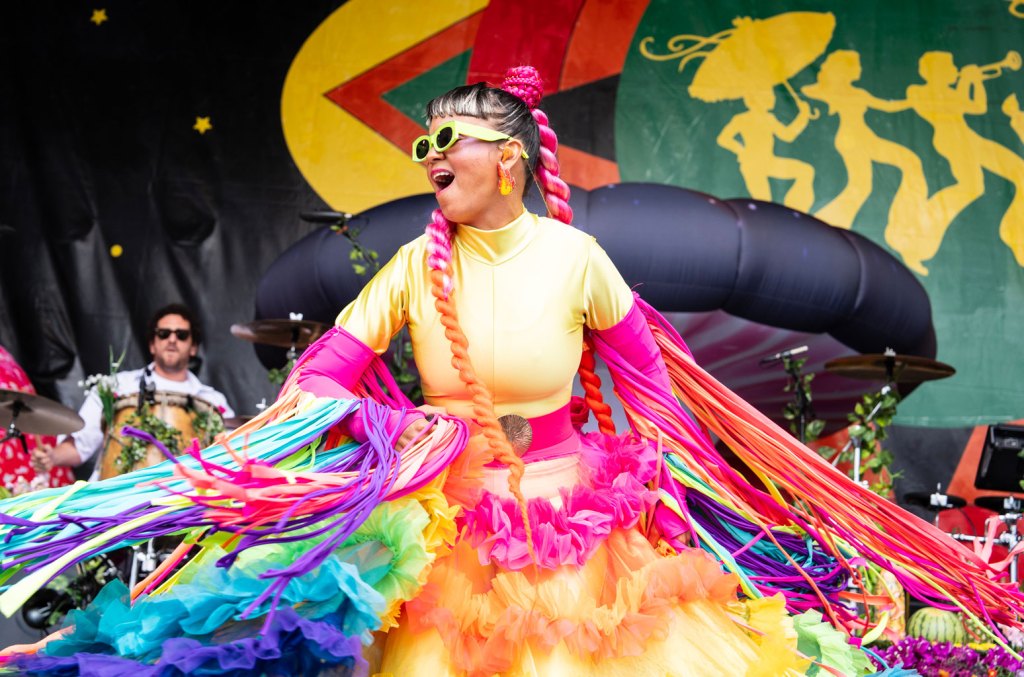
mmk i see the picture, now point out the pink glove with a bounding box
[592,299,673,394]
[288,326,376,397]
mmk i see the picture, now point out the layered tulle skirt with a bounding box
[1,410,871,676]
[376,429,865,676]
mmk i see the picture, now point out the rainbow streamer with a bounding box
[595,297,1024,637]
[0,396,467,622]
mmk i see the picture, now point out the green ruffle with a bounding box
[794,609,875,676]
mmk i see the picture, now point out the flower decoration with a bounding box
[872,636,1024,676]
[79,347,126,430]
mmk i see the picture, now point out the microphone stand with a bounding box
[782,356,813,444]
[762,346,813,444]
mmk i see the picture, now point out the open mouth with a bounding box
[432,169,455,191]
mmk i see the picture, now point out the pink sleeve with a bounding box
[591,298,673,394]
[288,326,376,398]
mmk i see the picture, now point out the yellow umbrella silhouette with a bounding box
[641,12,836,107]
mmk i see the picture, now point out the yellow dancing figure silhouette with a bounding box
[894,51,1024,271]
[802,51,929,247]
[640,12,835,212]
[716,89,815,211]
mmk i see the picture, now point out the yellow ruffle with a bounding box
[380,529,810,676]
[741,596,811,677]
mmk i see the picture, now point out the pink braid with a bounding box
[425,208,454,298]
[501,65,543,110]
[499,67,574,224]
[424,205,537,560]
[532,108,573,224]
[502,66,607,432]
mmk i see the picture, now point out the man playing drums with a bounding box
[33,303,234,480]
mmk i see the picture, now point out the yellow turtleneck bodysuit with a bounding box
[336,209,634,421]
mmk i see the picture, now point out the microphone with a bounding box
[759,345,809,365]
[299,210,353,224]
[137,365,155,410]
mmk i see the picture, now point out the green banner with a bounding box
[619,0,1024,426]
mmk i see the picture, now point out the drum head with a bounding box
[100,391,223,479]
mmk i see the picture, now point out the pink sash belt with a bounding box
[473,403,580,465]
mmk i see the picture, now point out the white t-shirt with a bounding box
[62,364,234,476]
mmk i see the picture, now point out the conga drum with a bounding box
[99,391,224,479]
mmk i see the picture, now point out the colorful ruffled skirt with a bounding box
[0,399,870,676]
[376,424,865,676]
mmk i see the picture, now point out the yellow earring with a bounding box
[498,164,515,196]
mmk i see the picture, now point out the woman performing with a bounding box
[0,66,1022,676]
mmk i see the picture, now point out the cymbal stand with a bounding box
[0,400,29,457]
[1005,512,1022,584]
[837,382,894,485]
[285,312,303,364]
[127,539,159,591]
[995,498,1023,584]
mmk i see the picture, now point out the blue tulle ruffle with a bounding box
[13,606,365,676]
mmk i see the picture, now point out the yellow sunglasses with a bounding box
[411,120,528,162]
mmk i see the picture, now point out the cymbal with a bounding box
[824,354,955,383]
[904,491,966,511]
[223,415,254,430]
[975,495,1024,513]
[230,319,329,349]
[0,389,84,436]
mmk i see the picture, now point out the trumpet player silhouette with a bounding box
[890,50,1024,273]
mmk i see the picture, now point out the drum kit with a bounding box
[906,489,1024,584]
[89,317,328,479]
[817,348,956,484]
[819,350,1024,586]
[2,316,328,634]
[230,315,328,366]
[0,388,84,455]
[99,390,225,479]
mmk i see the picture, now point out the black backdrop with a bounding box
[0,1,345,413]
